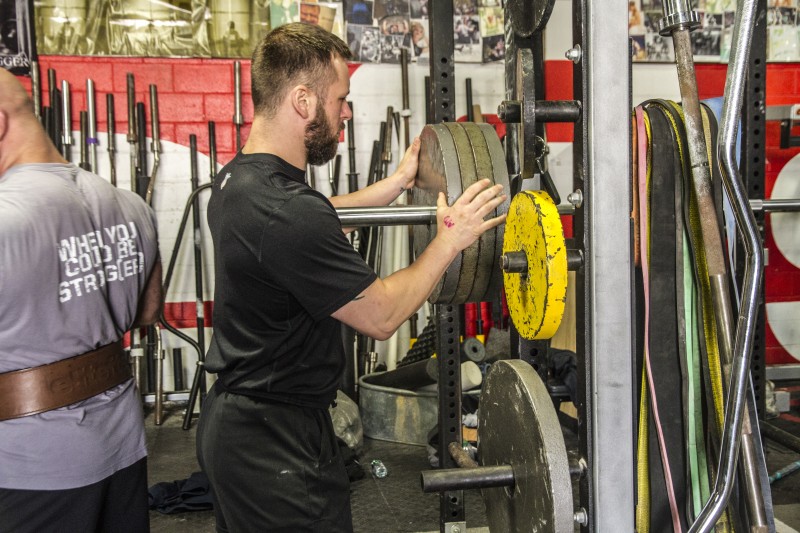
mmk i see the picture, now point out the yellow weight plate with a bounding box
[502,190,567,340]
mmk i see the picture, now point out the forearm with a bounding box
[329,172,406,208]
[335,236,457,340]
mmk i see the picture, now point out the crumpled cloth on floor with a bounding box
[148,471,213,514]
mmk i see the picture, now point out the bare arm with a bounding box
[332,179,506,340]
[132,258,164,327]
[330,137,420,209]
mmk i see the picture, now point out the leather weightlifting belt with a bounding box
[0,341,130,421]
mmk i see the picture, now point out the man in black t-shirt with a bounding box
[197,22,507,533]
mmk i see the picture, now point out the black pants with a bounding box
[0,457,149,533]
[197,383,353,533]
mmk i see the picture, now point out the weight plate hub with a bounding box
[413,122,510,304]
[503,190,567,340]
[479,359,573,532]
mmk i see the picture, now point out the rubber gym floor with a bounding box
[146,394,800,533]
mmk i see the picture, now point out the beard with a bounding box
[305,101,342,166]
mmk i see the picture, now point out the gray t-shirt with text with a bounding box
[0,163,158,490]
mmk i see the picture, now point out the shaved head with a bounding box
[0,68,64,174]
[0,68,34,118]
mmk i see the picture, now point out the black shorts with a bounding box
[0,457,149,533]
[196,383,353,533]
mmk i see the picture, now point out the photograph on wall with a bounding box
[1,0,35,75]
[768,24,800,60]
[482,33,504,62]
[690,11,722,60]
[347,23,381,62]
[454,0,478,15]
[378,13,411,63]
[210,1,253,59]
[629,0,646,36]
[270,0,300,28]
[478,6,503,37]
[643,9,662,34]
[410,19,428,62]
[706,0,736,11]
[346,0,374,25]
[373,0,409,20]
[720,10,735,61]
[36,0,225,57]
[769,0,798,7]
[300,2,344,39]
[453,13,481,62]
[645,32,674,62]
[630,34,646,61]
[409,0,428,19]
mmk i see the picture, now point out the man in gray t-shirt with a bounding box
[0,69,162,532]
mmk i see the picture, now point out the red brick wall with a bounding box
[18,55,253,166]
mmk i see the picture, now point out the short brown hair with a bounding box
[251,22,352,118]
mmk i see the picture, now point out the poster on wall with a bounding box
[0,0,36,76]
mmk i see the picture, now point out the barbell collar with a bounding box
[420,465,515,493]
[657,0,701,35]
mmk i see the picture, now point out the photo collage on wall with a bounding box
[632,0,800,62]
[346,0,504,65]
[31,0,503,63]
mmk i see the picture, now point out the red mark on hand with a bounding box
[443,216,455,228]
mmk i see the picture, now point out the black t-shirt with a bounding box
[206,153,377,408]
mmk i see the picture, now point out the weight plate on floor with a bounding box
[478,359,573,533]
[414,123,463,303]
[503,190,567,339]
[507,0,556,38]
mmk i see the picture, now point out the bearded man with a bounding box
[196,22,506,533]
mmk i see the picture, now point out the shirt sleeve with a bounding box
[262,192,377,321]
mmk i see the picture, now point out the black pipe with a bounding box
[498,99,581,124]
[347,100,358,193]
[172,348,185,391]
[466,78,474,122]
[107,94,117,187]
[208,121,217,185]
[189,134,207,401]
[53,88,63,153]
[136,102,148,197]
[762,421,800,454]
[421,465,515,493]
[424,76,431,124]
[79,110,90,170]
[331,154,341,196]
